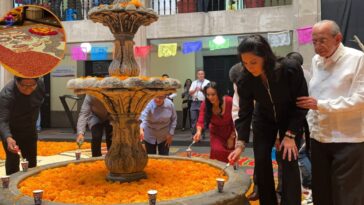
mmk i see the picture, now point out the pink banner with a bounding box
[71,46,87,61]
[134,46,151,58]
[297,26,313,45]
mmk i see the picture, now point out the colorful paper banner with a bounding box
[297,26,313,45]
[182,41,202,54]
[134,46,151,57]
[71,46,87,61]
[267,31,291,47]
[91,47,108,60]
[208,39,230,50]
[158,43,177,57]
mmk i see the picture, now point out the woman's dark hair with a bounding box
[237,34,277,78]
[14,76,39,82]
[184,79,192,88]
[286,52,304,66]
[203,81,224,126]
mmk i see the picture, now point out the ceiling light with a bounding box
[213,36,226,45]
[80,42,92,53]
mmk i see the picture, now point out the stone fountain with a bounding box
[66,0,180,182]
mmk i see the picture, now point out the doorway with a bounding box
[203,55,240,96]
[85,60,112,76]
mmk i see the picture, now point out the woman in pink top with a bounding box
[193,81,235,163]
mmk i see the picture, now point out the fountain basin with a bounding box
[0,156,250,205]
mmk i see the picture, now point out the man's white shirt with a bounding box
[189,79,210,101]
[308,43,364,143]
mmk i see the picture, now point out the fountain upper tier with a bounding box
[87,1,158,76]
[88,1,158,34]
[67,76,180,90]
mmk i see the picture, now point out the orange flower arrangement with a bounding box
[119,2,128,7]
[28,27,58,36]
[0,141,105,160]
[129,0,143,8]
[19,159,227,204]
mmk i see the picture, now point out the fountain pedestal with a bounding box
[72,84,177,182]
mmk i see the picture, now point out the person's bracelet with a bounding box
[285,130,296,139]
[235,140,245,150]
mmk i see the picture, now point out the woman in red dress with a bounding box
[193,81,235,163]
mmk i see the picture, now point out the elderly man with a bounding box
[297,20,364,205]
[0,77,45,175]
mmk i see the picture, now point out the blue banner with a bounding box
[91,47,108,60]
[182,41,202,54]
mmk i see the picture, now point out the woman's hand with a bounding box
[165,134,173,147]
[193,132,202,142]
[280,137,298,161]
[139,128,144,141]
[228,145,244,163]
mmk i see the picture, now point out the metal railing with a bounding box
[13,0,113,21]
[12,0,292,20]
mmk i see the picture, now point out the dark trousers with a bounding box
[182,100,192,129]
[190,101,202,136]
[311,139,364,205]
[253,170,258,193]
[90,121,112,157]
[2,135,37,175]
[253,124,301,205]
[144,140,169,155]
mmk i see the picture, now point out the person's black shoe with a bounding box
[247,190,259,201]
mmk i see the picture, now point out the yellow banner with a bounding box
[158,43,177,57]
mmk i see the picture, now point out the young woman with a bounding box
[193,82,235,163]
[181,79,192,131]
[228,34,308,205]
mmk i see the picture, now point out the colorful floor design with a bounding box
[0,23,65,77]
[177,151,312,205]
[176,151,278,176]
